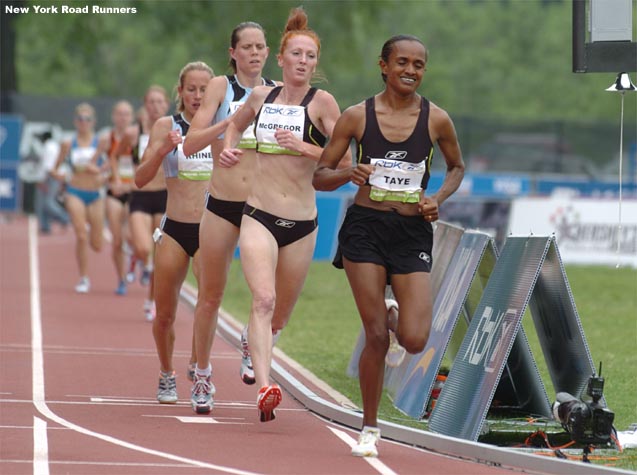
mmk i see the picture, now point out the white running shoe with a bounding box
[74,277,90,294]
[125,255,137,283]
[156,371,178,404]
[351,426,381,457]
[191,373,216,414]
[143,300,155,322]
[385,299,406,368]
[240,325,256,385]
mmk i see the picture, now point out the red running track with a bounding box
[1,215,537,475]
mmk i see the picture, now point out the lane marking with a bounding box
[89,397,254,407]
[28,216,262,475]
[327,426,398,475]
[33,416,49,475]
[1,343,237,359]
[2,460,202,469]
[143,415,252,425]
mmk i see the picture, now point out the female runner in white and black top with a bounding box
[219,7,350,423]
[135,62,220,406]
[313,35,465,458]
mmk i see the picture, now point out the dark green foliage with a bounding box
[13,0,637,122]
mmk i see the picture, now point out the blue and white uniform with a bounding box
[213,74,276,149]
[205,75,276,228]
[67,136,99,173]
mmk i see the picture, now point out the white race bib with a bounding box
[138,134,150,159]
[256,104,305,156]
[229,102,257,149]
[368,158,426,203]
[70,146,95,171]
[177,143,212,181]
[118,155,134,183]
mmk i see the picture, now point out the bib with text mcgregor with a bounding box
[256,104,305,156]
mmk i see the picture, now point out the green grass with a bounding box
[189,260,637,469]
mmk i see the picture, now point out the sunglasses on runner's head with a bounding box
[75,115,94,122]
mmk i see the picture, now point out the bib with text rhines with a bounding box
[176,142,212,180]
[256,104,305,156]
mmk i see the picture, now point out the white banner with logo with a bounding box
[508,197,637,267]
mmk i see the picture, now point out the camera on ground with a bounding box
[552,362,615,445]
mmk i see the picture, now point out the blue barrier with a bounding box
[0,115,24,212]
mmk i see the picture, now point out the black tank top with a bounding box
[132,122,144,165]
[358,96,434,190]
[255,86,327,148]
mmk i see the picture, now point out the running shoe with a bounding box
[140,268,151,286]
[257,384,282,422]
[125,256,137,283]
[115,280,127,296]
[191,373,215,414]
[351,426,381,457]
[385,299,406,368]
[186,362,196,382]
[143,301,155,322]
[74,277,90,294]
[240,325,256,385]
[156,371,178,404]
[386,330,406,367]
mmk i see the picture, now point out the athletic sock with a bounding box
[195,364,212,378]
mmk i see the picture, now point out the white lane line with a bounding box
[28,216,261,475]
[327,426,398,475]
[30,218,49,475]
[89,397,254,407]
[33,416,49,475]
[143,415,252,425]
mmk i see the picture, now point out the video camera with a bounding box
[552,363,615,445]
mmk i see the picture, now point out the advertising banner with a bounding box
[0,115,24,212]
[508,197,637,267]
[428,237,554,440]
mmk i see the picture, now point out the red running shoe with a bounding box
[257,384,282,422]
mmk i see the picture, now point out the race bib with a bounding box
[256,104,305,156]
[177,143,212,181]
[69,146,95,171]
[118,155,134,183]
[229,102,257,149]
[368,158,426,203]
[138,134,150,159]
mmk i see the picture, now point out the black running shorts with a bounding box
[333,204,433,275]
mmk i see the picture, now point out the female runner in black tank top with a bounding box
[219,7,350,423]
[181,22,279,415]
[103,100,134,296]
[313,35,465,458]
[115,85,170,321]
